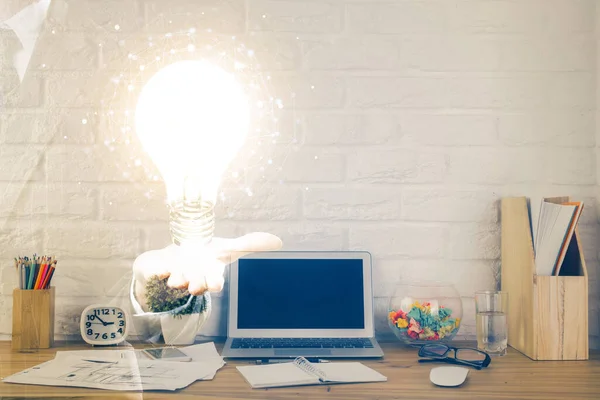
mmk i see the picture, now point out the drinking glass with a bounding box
[475,291,508,356]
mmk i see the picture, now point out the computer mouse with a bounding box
[429,366,469,387]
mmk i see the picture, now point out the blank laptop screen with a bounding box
[237,258,365,330]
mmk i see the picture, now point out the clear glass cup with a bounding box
[475,291,508,356]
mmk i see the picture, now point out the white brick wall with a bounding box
[0,0,599,346]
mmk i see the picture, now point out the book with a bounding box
[527,197,543,253]
[552,201,584,276]
[236,357,387,389]
[533,200,583,276]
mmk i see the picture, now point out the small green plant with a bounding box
[145,276,207,318]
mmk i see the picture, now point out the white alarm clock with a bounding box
[80,305,129,346]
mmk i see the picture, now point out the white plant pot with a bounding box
[159,294,212,345]
[160,311,209,345]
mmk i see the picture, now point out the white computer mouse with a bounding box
[429,366,469,387]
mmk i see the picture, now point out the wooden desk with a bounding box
[1,340,599,399]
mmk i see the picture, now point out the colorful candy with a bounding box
[389,300,460,342]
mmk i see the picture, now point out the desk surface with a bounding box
[0,340,599,399]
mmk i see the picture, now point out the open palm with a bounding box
[132,232,282,312]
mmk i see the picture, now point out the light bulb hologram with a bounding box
[100,26,298,227]
[135,60,250,244]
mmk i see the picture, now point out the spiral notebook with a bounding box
[236,357,387,389]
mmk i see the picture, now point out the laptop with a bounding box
[221,251,384,359]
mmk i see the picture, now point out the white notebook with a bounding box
[236,357,387,389]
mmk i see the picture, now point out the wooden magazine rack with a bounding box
[501,197,588,360]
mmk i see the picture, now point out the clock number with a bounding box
[84,308,127,343]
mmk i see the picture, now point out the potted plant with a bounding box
[144,276,211,345]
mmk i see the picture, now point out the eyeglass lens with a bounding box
[455,349,487,362]
[421,344,449,357]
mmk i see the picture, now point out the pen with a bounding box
[254,358,330,364]
[82,359,118,364]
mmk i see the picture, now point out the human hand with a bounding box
[132,232,282,311]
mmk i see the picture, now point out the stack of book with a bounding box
[531,199,583,276]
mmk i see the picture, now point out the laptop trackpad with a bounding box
[275,349,332,356]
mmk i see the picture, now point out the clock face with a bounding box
[80,305,129,345]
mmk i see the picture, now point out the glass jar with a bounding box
[388,282,462,346]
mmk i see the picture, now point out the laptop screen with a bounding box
[237,258,365,330]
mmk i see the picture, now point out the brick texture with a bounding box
[0,0,598,346]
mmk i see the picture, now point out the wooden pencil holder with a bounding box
[11,287,55,351]
[501,197,588,360]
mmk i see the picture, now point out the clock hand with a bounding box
[95,316,108,326]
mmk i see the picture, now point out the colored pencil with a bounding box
[15,258,20,289]
[42,265,56,289]
[24,263,29,289]
[38,257,51,290]
[15,255,58,290]
[40,260,56,290]
[34,257,45,290]
[32,263,37,289]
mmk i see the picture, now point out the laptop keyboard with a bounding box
[231,338,374,349]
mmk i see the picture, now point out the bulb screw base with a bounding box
[169,200,215,246]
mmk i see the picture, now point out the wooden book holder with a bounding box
[501,197,588,360]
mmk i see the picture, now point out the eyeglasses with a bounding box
[418,344,491,370]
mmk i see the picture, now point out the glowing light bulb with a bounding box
[135,60,250,245]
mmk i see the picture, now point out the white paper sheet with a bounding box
[3,342,226,391]
[178,342,226,380]
[54,349,141,362]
